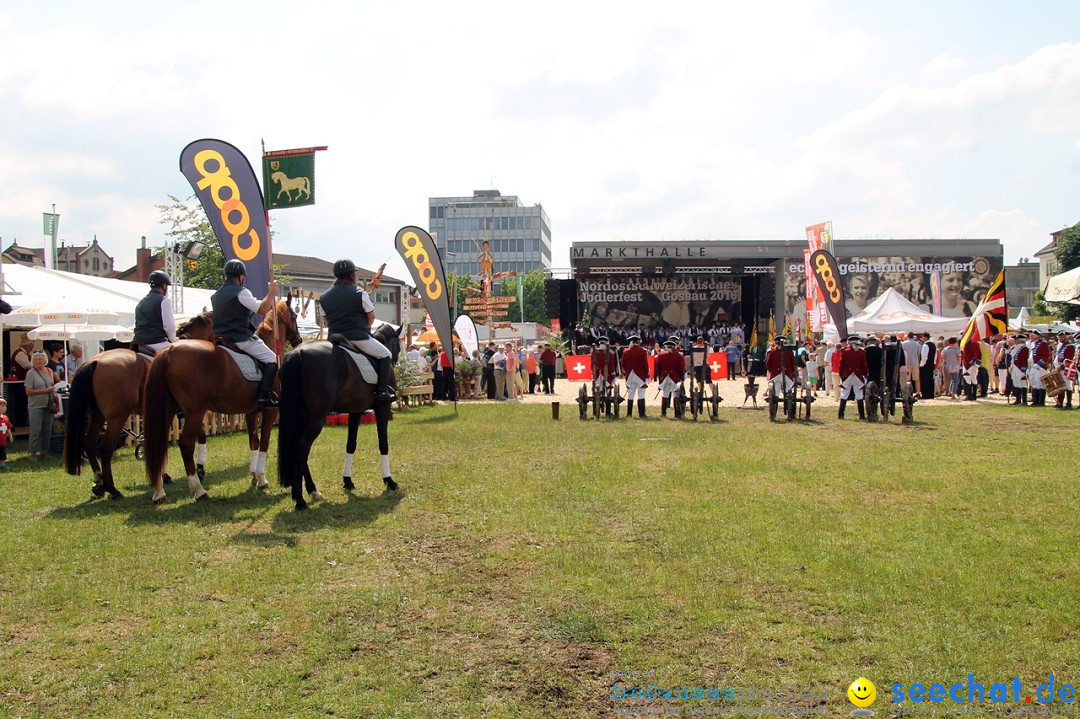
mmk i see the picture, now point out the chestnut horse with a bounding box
[277,321,402,510]
[62,313,215,499]
[141,300,302,504]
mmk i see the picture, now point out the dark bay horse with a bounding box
[278,321,402,511]
[62,313,215,499]
[142,300,301,504]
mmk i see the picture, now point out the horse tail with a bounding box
[142,351,174,484]
[277,349,306,488]
[63,360,97,476]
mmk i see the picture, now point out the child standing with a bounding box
[0,399,13,470]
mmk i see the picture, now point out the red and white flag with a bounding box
[566,354,593,382]
[707,351,728,380]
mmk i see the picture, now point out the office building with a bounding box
[428,190,551,277]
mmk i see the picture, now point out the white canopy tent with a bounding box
[823,287,972,341]
[1043,265,1080,305]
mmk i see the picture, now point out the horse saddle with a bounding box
[217,346,263,382]
[328,335,379,384]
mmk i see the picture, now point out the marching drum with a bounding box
[1043,369,1067,398]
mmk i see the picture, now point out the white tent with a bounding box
[823,287,971,341]
[1044,265,1080,305]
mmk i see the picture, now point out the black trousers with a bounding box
[485,367,496,399]
[919,365,935,399]
[442,367,456,401]
[528,373,538,393]
[541,365,555,393]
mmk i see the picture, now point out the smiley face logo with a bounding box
[848,677,876,708]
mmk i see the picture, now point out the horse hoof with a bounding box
[91,484,106,498]
[295,499,309,511]
[310,490,326,503]
[108,491,125,501]
[196,465,205,481]
[342,477,355,491]
[152,495,167,505]
[163,473,174,485]
[383,477,399,492]
[194,491,210,502]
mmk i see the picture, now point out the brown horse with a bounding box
[62,312,215,499]
[141,299,302,504]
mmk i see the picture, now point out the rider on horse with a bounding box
[319,258,396,404]
[210,259,280,409]
[132,270,177,354]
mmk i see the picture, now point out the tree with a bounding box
[498,269,548,324]
[155,194,290,290]
[1051,222,1080,321]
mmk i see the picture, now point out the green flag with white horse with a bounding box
[262,146,326,210]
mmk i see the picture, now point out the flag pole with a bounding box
[262,138,280,361]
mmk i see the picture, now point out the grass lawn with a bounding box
[0,404,1077,718]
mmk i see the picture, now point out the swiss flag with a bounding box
[566,354,593,382]
[707,352,728,380]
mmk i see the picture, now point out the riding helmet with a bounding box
[333,258,356,278]
[224,259,247,278]
[148,270,171,287]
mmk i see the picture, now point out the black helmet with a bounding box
[224,259,247,278]
[148,270,171,288]
[333,258,356,278]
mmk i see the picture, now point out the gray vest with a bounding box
[319,282,371,340]
[133,290,167,345]
[211,282,256,343]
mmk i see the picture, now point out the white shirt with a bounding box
[920,343,931,367]
[489,350,507,370]
[237,287,262,313]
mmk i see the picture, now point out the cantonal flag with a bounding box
[707,351,728,380]
[566,354,593,382]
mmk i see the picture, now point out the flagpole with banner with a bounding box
[261,142,328,355]
[43,206,59,270]
[960,269,1008,349]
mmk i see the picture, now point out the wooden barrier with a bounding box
[398,372,435,409]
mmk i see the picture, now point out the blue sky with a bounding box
[1,0,1078,284]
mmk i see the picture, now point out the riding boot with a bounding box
[857,400,866,420]
[637,398,647,419]
[661,396,669,417]
[838,399,846,419]
[257,362,279,409]
[374,357,396,403]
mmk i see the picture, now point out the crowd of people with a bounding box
[405,340,562,401]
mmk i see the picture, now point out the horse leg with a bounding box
[302,463,324,502]
[98,417,127,500]
[375,403,397,492]
[245,411,268,490]
[195,426,207,482]
[84,413,107,497]
[342,413,361,491]
[292,420,326,511]
[178,411,209,501]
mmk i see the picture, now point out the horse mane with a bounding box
[177,311,213,339]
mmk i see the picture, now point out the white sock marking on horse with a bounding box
[249,449,259,472]
[188,473,208,499]
[381,454,390,478]
[342,453,354,477]
[256,451,267,474]
[196,443,207,465]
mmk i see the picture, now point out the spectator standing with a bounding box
[25,351,56,460]
[540,343,557,394]
[489,344,508,401]
[526,347,539,394]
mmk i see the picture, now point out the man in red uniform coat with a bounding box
[655,338,685,418]
[961,338,982,402]
[591,336,619,417]
[621,334,650,419]
[1054,330,1077,409]
[1009,333,1030,405]
[839,335,869,420]
[765,335,796,401]
[1028,330,1052,406]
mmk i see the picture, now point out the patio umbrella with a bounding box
[414,328,458,345]
[26,326,73,341]
[72,325,135,343]
[8,299,120,326]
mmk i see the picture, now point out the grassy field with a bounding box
[1,404,1078,718]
